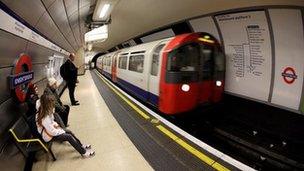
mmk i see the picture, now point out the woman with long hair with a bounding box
[36,93,95,158]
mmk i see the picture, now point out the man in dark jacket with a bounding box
[44,77,70,126]
[61,53,79,105]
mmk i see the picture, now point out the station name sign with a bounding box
[9,71,34,89]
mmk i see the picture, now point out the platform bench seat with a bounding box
[9,116,56,161]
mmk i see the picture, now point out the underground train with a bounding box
[96,32,225,114]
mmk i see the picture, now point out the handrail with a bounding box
[9,129,49,152]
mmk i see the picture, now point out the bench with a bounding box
[9,116,56,161]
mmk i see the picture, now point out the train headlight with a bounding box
[181,84,190,92]
[216,81,222,87]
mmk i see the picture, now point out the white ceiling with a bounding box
[1,0,97,53]
[1,0,303,53]
[92,0,304,51]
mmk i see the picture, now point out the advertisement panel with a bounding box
[47,55,64,86]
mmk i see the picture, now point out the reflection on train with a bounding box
[96,32,225,114]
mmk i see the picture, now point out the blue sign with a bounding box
[10,71,34,89]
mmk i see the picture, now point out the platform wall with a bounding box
[188,7,304,114]
[0,4,69,162]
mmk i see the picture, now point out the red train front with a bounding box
[158,33,225,114]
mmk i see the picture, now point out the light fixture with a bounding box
[99,4,110,18]
[84,25,108,43]
[181,84,190,92]
[216,81,222,87]
[93,0,119,21]
[204,35,210,39]
[198,37,215,44]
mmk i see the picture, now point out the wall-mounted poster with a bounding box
[269,9,304,110]
[53,55,64,85]
[216,11,272,101]
[46,55,64,86]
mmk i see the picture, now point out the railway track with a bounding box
[166,98,304,170]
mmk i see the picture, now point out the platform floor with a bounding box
[31,70,246,171]
[32,72,152,171]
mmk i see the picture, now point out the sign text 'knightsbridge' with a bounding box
[10,71,34,89]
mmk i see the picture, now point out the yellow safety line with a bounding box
[212,162,231,171]
[94,71,229,171]
[157,125,230,171]
[9,129,49,152]
[95,72,150,119]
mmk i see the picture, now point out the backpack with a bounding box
[60,64,66,80]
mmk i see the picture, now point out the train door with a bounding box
[101,58,104,71]
[198,44,215,103]
[147,43,166,106]
[112,52,118,82]
[198,42,225,103]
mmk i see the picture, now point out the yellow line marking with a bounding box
[157,125,230,171]
[156,125,179,141]
[95,71,230,171]
[212,162,230,171]
[151,118,160,124]
[95,71,150,119]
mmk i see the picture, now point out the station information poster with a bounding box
[216,11,272,101]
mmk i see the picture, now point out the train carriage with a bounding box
[97,32,225,114]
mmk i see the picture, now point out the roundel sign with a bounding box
[9,54,34,102]
[281,67,297,84]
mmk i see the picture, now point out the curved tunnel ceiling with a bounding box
[1,0,303,53]
[0,0,97,53]
[92,0,304,52]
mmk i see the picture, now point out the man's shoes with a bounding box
[72,102,80,106]
[75,100,79,103]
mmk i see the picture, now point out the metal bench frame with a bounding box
[9,117,56,161]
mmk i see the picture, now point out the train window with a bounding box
[102,58,106,65]
[118,56,127,69]
[200,44,225,80]
[167,43,199,72]
[200,46,213,79]
[151,44,165,76]
[131,50,145,54]
[106,57,110,66]
[129,55,144,73]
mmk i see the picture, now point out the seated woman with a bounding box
[36,93,95,158]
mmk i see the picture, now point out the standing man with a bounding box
[61,53,79,106]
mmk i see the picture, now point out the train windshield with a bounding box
[167,43,200,72]
[166,41,224,83]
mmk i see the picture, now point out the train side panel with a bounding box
[115,43,156,101]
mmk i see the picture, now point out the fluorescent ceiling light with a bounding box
[99,4,110,18]
[85,25,108,43]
